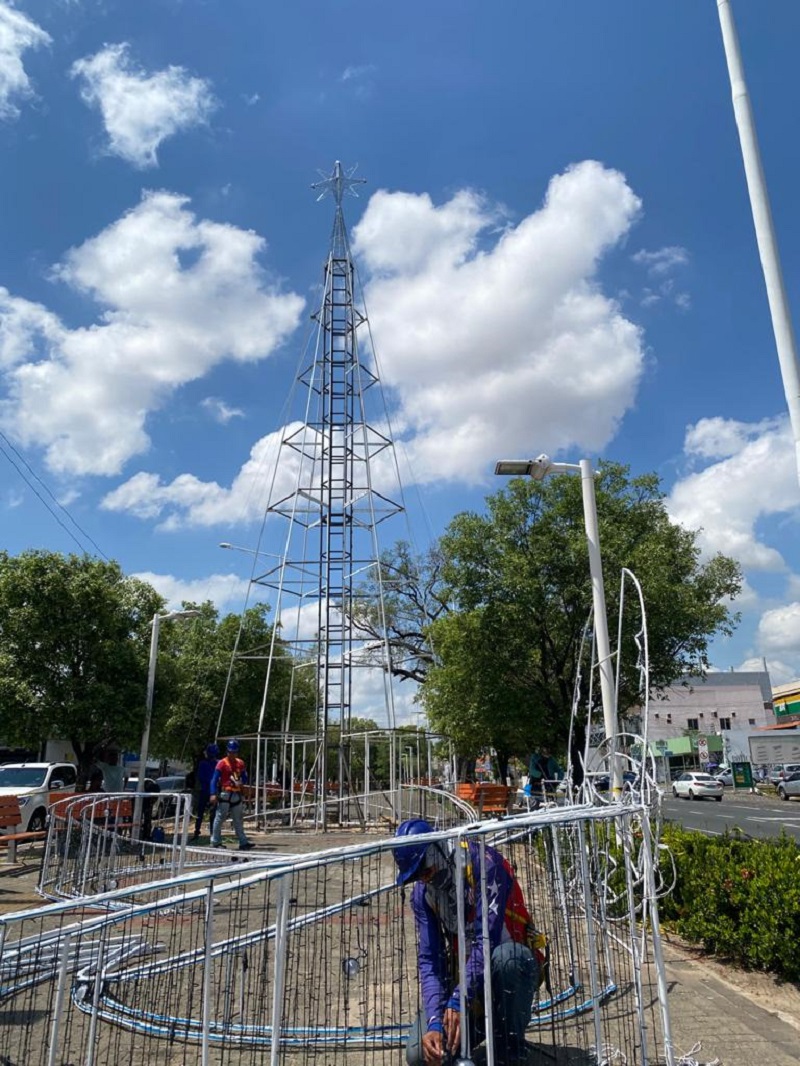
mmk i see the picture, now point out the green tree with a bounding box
[153,602,318,760]
[419,463,742,773]
[0,550,164,779]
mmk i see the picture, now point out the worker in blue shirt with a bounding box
[190,743,219,841]
[394,820,542,1066]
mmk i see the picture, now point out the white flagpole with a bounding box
[717,0,800,484]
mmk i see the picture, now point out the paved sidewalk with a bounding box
[1,845,799,1064]
[662,941,799,1065]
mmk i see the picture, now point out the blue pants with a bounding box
[193,790,212,836]
[210,795,250,847]
[406,941,539,1066]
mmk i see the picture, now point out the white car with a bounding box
[714,768,733,786]
[776,771,800,801]
[0,762,78,832]
[672,771,724,802]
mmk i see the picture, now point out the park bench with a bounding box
[50,792,136,835]
[455,783,515,817]
[0,795,47,863]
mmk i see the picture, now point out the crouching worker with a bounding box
[394,819,543,1066]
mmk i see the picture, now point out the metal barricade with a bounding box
[4,803,677,1065]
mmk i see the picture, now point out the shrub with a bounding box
[657,824,800,981]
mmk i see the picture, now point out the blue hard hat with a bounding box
[393,819,433,885]
[206,743,219,759]
[226,739,240,754]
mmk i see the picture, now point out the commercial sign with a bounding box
[748,733,800,765]
[732,761,752,789]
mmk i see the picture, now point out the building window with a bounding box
[686,717,699,731]
[749,718,756,725]
[719,716,732,730]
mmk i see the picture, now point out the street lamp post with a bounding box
[134,609,202,840]
[494,455,622,795]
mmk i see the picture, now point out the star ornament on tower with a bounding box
[311,160,366,205]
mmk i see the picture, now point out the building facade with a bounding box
[771,679,800,727]
[645,670,775,741]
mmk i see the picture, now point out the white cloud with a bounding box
[352,161,645,483]
[102,423,306,527]
[632,246,690,309]
[347,664,418,727]
[0,191,304,476]
[668,415,799,570]
[738,656,796,685]
[341,64,376,83]
[201,396,244,424]
[755,603,800,658]
[632,245,688,276]
[132,570,256,613]
[0,3,50,120]
[71,43,215,168]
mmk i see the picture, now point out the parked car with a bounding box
[671,771,724,801]
[714,768,733,786]
[0,762,78,832]
[768,763,800,785]
[776,770,800,801]
[154,774,189,818]
[123,777,160,793]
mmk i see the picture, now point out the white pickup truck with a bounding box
[0,762,78,832]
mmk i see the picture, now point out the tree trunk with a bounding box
[71,739,97,791]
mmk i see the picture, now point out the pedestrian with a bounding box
[190,743,219,841]
[393,819,545,1066]
[209,740,255,851]
[140,778,160,841]
[94,747,124,793]
[84,767,105,793]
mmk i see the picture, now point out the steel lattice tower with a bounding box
[250,162,402,829]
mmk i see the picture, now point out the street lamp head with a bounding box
[494,454,553,481]
[151,609,202,626]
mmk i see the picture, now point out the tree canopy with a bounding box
[379,464,742,772]
[0,552,318,778]
[153,601,318,760]
[0,550,163,775]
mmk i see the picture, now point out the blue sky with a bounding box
[3,1,800,719]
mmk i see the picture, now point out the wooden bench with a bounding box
[0,795,47,863]
[50,793,136,836]
[455,783,515,817]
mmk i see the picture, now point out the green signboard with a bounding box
[775,699,800,719]
[732,761,753,789]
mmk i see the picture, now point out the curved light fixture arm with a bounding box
[615,568,651,756]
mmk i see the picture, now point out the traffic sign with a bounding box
[697,735,710,762]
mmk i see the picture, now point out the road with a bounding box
[662,788,800,842]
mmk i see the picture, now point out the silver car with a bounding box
[776,770,800,801]
[768,763,800,785]
[672,771,724,802]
